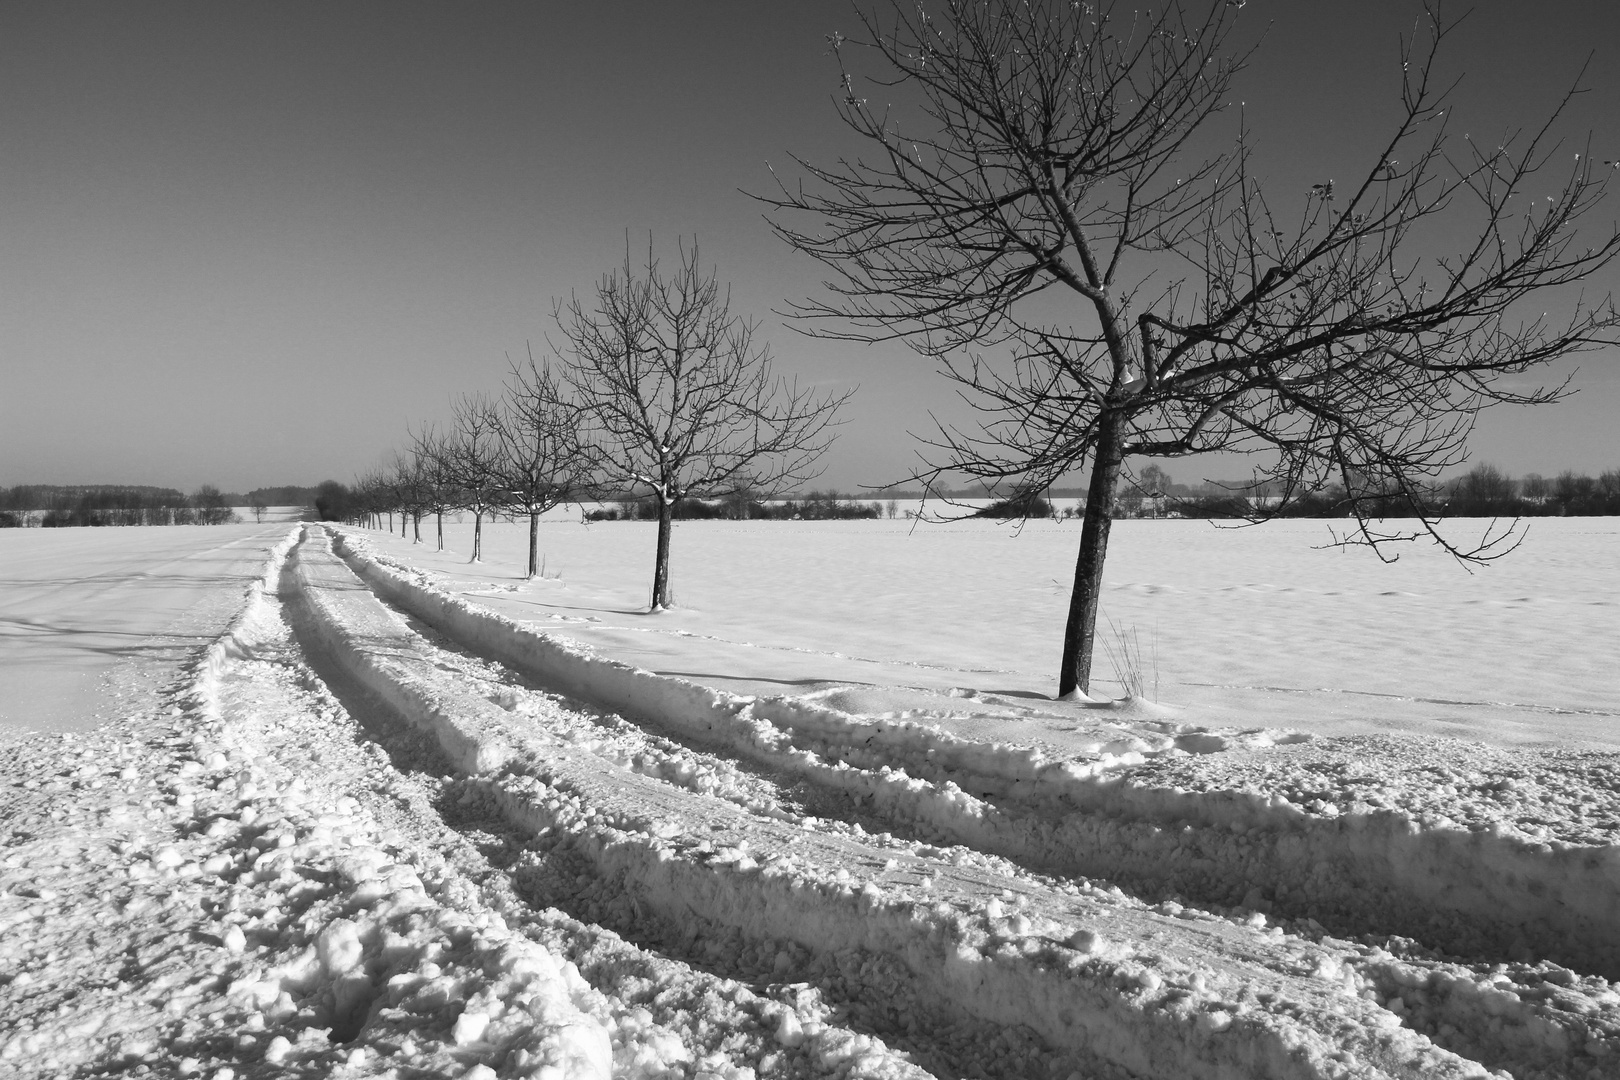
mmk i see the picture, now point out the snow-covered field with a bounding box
[3,517,1617,1079]
[371,513,1620,749]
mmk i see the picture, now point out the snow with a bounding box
[0,524,295,735]
[2,516,1617,1079]
[361,513,1620,752]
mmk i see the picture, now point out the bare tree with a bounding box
[192,485,234,526]
[1520,472,1550,503]
[1136,464,1173,496]
[764,0,1620,697]
[353,470,392,529]
[355,468,399,533]
[409,424,461,553]
[493,353,594,579]
[390,450,428,544]
[447,393,504,563]
[1448,461,1517,516]
[357,471,394,532]
[249,493,268,524]
[554,239,852,610]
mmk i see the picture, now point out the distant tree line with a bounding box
[316,477,895,530]
[0,485,237,528]
[242,485,317,508]
[585,489,886,522]
[1433,464,1620,518]
[1001,462,1620,521]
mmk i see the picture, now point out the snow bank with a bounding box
[191,525,300,722]
[487,773,1492,1080]
[328,527,1620,980]
[289,528,517,775]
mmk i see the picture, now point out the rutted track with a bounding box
[274,524,1620,1078]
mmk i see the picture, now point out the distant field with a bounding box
[353,513,1620,750]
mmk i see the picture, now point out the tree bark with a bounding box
[527,511,540,578]
[650,496,674,610]
[1059,410,1127,699]
[471,511,483,563]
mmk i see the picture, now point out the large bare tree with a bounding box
[493,354,594,579]
[764,0,1620,697]
[554,240,851,610]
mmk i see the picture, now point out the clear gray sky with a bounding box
[3,1,1616,494]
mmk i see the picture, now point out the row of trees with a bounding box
[331,241,851,609]
[332,0,1617,699]
[1441,464,1620,518]
[0,485,237,528]
[1050,463,1620,519]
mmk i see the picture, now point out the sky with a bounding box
[2,0,1617,495]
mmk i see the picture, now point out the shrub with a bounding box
[1174,495,1254,519]
[974,493,1053,519]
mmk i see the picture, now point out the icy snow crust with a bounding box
[4,521,1619,1080]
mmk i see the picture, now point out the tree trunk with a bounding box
[412,512,421,543]
[436,510,444,551]
[471,511,483,563]
[650,496,674,610]
[1059,410,1127,699]
[527,511,540,578]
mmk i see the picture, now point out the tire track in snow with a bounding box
[287,525,1524,1079]
[435,779,1071,1080]
[250,530,939,1079]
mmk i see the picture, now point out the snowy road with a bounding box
[3,524,1617,1079]
[0,525,292,734]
